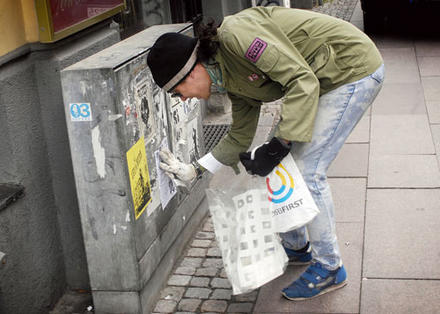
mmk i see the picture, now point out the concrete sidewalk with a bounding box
[152,2,440,313]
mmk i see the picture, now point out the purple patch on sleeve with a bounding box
[245,38,267,63]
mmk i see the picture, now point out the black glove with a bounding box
[239,137,292,176]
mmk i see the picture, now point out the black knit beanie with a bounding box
[147,32,199,92]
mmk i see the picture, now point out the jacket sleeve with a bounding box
[211,92,261,173]
[219,15,320,142]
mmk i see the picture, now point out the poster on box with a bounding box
[126,136,152,220]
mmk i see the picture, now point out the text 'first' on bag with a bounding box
[266,153,320,233]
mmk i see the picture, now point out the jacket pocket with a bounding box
[308,44,332,73]
[308,44,343,91]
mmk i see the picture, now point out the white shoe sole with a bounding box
[282,280,348,301]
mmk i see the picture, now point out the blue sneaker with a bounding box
[282,261,347,301]
[284,242,312,265]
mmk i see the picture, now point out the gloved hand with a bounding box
[239,137,292,176]
[159,149,197,182]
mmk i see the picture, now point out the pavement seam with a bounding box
[363,277,440,281]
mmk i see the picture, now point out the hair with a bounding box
[195,18,220,63]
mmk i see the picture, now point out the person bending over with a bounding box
[147,6,384,301]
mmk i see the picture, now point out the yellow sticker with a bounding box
[126,136,151,220]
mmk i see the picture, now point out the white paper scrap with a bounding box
[154,138,177,209]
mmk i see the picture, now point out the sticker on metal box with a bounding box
[70,103,92,121]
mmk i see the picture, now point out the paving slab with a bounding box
[200,299,228,312]
[328,144,369,177]
[184,288,211,299]
[378,48,420,84]
[426,101,440,124]
[415,38,440,56]
[233,290,258,302]
[177,298,201,312]
[371,83,427,115]
[421,76,440,101]
[346,115,370,143]
[227,302,254,313]
[168,275,192,287]
[254,222,363,313]
[187,248,207,257]
[364,189,440,279]
[372,35,414,49]
[417,56,440,76]
[368,154,440,188]
[360,279,440,314]
[154,299,177,313]
[329,178,366,223]
[432,124,440,166]
[370,114,435,155]
[210,289,232,300]
[254,265,306,313]
[159,287,185,302]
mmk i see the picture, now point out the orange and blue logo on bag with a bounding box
[266,163,295,204]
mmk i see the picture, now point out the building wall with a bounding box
[0,57,66,314]
[0,2,120,313]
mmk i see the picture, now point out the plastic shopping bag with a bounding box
[266,154,320,233]
[206,176,288,295]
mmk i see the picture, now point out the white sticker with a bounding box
[70,103,92,121]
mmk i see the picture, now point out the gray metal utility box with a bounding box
[61,24,209,314]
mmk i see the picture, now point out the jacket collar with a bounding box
[204,59,227,93]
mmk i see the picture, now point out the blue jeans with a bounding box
[280,64,385,270]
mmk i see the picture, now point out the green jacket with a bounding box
[210,6,383,170]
